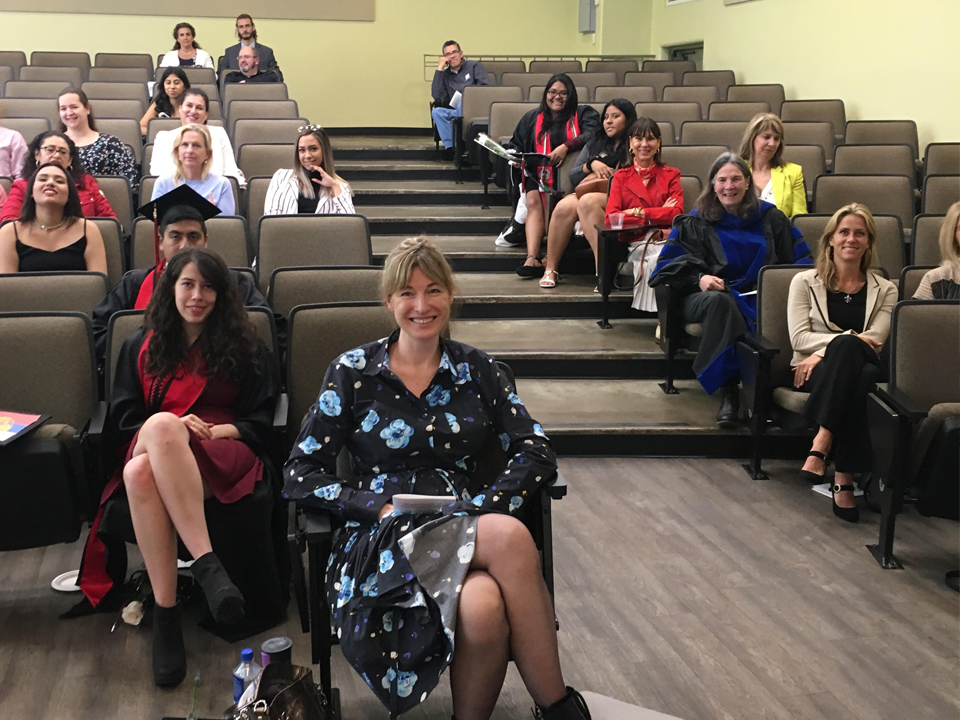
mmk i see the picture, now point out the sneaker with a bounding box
[495,219,526,247]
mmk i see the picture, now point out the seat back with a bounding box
[257,215,373,293]
[922,175,960,215]
[0,272,108,315]
[4,80,71,99]
[593,86,655,105]
[682,70,736,100]
[269,266,384,318]
[89,67,151,84]
[146,117,224,144]
[20,66,83,86]
[480,60,527,82]
[780,99,846,141]
[782,121,836,165]
[528,60,582,74]
[246,306,279,357]
[585,59,639,84]
[791,212,905,276]
[0,311,97,429]
[93,175,133,231]
[461,86,524,131]
[499,73,555,97]
[233,118,308,147]
[238,143,292,179]
[245,176,272,238]
[0,51,27,79]
[527,85,588,103]
[104,310,144,395]
[924,143,960,177]
[89,217,126,287]
[95,118,143,165]
[782,145,825,191]
[226,100,300,137]
[813,174,914,231]
[0,176,10,194]
[660,145,728,188]
[0,66,13,93]
[635,102,701,135]
[91,98,146,122]
[845,120,920,161]
[95,51,153,69]
[707,101,770,121]
[0,116,50,141]
[899,266,936,301]
[680,175,702,213]
[30,51,91,80]
[565,72,618,99]
[680,121,746,149]
[756,265,813,387]
[726,83,785,115]
[131,215,251,269]
[889,301,960,409]
[222,83,289,106]
[641,59,695,85]
[662,86,718,119]
[287,302,397,428]
[656,121,676,147]
[912,214,946,265]
[623,72,674,100]
[81,81,149,108]
[833,144,916,182]
[488,102,538,142]
[155,66,215,85]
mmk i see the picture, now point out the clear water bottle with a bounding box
[233,647,262,703]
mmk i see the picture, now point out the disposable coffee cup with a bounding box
[261,636,293,666]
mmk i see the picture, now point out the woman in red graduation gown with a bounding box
[76,248,279,687]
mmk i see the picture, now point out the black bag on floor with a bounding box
[233,663,328,720]
[916,416,960,520]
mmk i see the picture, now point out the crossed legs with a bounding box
[449,513,566,720]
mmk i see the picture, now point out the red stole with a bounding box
[134,260,166,310]
[532,111,581,191]
[78,334,208,608]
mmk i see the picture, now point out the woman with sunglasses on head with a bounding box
[0,130,116,223]
[505,74,600,278]
[0,162,107,274]
[141,67,190,136]
[263,125,354,216]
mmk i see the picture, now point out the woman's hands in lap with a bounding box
[792,354,822,388]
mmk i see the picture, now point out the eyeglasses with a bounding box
[443,49,462,57]
[39,145,70,157]
[298,124,323,134]
[546,90,568,99]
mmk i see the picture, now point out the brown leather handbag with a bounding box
[574,177,609,199]
[233,664,328,720]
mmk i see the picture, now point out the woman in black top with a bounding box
[141,67,190,135]
[507,74,600,278]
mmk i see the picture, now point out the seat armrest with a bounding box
[873,383,928,423]
[85,400,108,442]
[546,471,568,500]
[287,501,299,544]
[740,333,780,358]
[273,392,289,431]
[302,506,334,540]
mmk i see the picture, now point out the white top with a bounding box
[0,126,28,178]
[152,173,236,216]
[759,178,776,204]
[159,49,214,70]
[263,168,355,216]
[151,125,245,186]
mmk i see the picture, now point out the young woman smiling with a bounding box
[159,22,214,70]
[263,125,354,215]
[58,87,137,187]
[141,67,190,135]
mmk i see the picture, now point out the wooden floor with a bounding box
[1,457,957,720]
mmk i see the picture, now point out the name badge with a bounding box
[465,74,471,81]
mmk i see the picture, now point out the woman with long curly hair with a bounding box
[76,248,279,687]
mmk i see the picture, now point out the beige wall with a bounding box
[597,0,653,56]
[648,0,960,148]
[0,1,593,128]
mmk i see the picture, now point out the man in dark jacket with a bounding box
[223,46,280,85]
[431,40,489,158]
[219,14,282,81]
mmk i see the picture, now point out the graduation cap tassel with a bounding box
[152,206,161,268]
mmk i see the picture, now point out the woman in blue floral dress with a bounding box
[284,238,591,720]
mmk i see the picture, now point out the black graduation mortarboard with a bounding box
[136,185,222,266]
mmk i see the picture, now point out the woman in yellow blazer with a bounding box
[787,203,897,522]
[739,113,807,217]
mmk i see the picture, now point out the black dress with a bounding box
[14,220,88,272]
[283,331,557,714]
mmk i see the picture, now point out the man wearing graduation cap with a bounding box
[92,186,271,361]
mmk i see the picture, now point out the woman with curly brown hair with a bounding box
[77,248,279,687]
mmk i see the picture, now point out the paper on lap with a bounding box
[391,494,458,513]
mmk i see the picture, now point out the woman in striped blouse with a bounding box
[263,125,354,216]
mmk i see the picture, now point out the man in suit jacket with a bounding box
[219,14,282,81]
[223,46,280,85]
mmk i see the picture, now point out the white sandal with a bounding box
[539,270,559,288]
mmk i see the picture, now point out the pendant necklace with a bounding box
[35,218,66,231]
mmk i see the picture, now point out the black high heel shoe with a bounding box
[832,483,860,523]
[798,450,827,483]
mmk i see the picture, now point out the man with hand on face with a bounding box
[91,186,270,362]
[430,40,489,159]
[219,14,282,80]
[149,88,246,187]
[223,46,280,84]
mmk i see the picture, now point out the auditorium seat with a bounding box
[834,144,918,191]
[95,119,142,166]
[529,60,582,74]
[661,145,728,188]
[1,176,10,194]
[459,85,523,140]
[782,121,836,168]
[155,66,215,85]
[636,102,701,137]
[91,98,148,123]
[222,83,289,107]
[899,265,935,300]
[662,86,718,120]
[238,143,291,179]
[232,118,309,148]
[707,101,770,121]
[146,117,223,144]
[500,72,555,97]
[527,85,588,102]
[641,59,695,86]
[791,213,905,277]
[656,121,676,147]
[82,81,149,110]
[488,101,538,144]
[20,66,83,87]
[780,99,846,144]
[256,215,373,293]
[90,217,126,287]
[585,59,639,84]
[923,143,960,177]
[4,80,71,99]
[88,67,150,84]
[93,176,133,231]
[921,175,960,214]
[30,51,90,82]
[479,60,526,84]
[680,175,702,213]
[0,272,109,316]
[226,100,300,139]
[726,83,785,115]
[813,174,914,237]
[912,214,945,265]
[593,86,655,105]
[0,116,51,141]
[268,266,383,318]
[244,176,271,233]
[131,215,252,269]
[623,72,674,101]
[781,145,825,204]
[565,72,617,99]
[845,120,920,166]
[0,51,27,80]
[680,121,747,150]
[94,52,153,72]
[0,66,13,95]
[682,70,736,100]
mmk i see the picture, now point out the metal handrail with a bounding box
[422,54,655,81]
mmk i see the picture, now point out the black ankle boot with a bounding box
[153,601,186,687]
[716,380,740,428]
[189,552,245,625]
[535,687,592,720]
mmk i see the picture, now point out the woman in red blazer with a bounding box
[605,118,683,309]
[0,130,116,224]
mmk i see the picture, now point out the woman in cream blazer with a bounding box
[739,113,807,218]
[263,126,354,216]
[787,203,896,522]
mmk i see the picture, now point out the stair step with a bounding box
[340,160,480,182]
[364,205,509,235]
[352,180,507,206]
[372,235,521,271]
